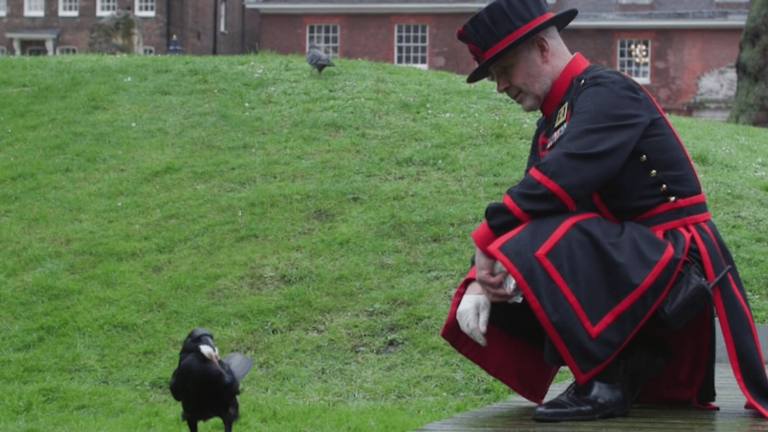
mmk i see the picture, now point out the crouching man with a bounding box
[441,0,768,422]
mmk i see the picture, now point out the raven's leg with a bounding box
[186,419,198,432]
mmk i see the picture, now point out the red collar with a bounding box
[540,53,590,118]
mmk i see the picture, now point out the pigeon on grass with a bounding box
[169,328,254,432]
[306,42,335,76]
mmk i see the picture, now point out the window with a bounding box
[546,0,556,4]
[307,24,339,57]
[135,0,155,17]
[97,0,116,16]
[59,0,78,16]
[28,47,47,55]
[618,38,651,84]
[143,46,155,55]
[0,0,6,17]
[25,0,45,16]
[56,46,77,54]
[395,24,428,69]
[220,1,226,32]
[0,47,6,56]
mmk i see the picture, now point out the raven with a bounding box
[306,42,335,75]
[170,328,253,432]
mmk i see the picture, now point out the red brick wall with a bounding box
[0,0,257,55]
[561,27,741,113]
[260,13,741,113]
[170,0,252,55]
[259,13,476,74]
[0,0,168,54]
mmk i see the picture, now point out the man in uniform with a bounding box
[441,0,768,422]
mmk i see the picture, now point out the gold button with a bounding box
[659,184,668,192]
[640,155,647,162]
[649,170,657,178]
[668,196,677,202]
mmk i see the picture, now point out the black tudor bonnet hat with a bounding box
[457,0,577,83]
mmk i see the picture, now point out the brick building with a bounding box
[0,0,260,55]
[247,0,750,116]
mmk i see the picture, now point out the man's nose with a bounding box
[496,77,509,93]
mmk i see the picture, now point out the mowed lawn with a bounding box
[2,52,768,432]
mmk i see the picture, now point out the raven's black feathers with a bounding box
[169,328,253,432]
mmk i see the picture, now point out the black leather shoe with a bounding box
[532,378,630,422]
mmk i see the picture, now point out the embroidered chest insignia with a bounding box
[555,102,568,128]
[546,123,567,150]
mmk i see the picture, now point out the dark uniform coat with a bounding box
[441,53,768,416]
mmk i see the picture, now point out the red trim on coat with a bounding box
[472,221,498,256]
[535,215,676,339]
[492,214,686,384]
[648,212,711,234]
[501,253,583,378]
[503,193,532,224]
[478,13,554,63]
[591,191,619,222]
[699,223,761,350]
[540,53,590,118]
[529,166,576,211]
[439,267,559,403]
[711,286,759,415]
[633,194,707,221]
[634,83,702,190]
[689,224,768,418]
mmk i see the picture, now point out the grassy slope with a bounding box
[1,53,767,431]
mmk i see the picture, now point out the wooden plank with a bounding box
[413,364,767,431]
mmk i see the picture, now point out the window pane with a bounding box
[395,24,428,67]
[306,23,339,58]
[617,38,650,82]
[137,0,155,13]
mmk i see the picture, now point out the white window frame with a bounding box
[142,46,155,55]
[56,46,77,54]
[135,0,155,17]
[617,38,651,84]
[25,0,45,17]
[306,24,339,58]
[0,0,7,17]
[58,0,78,17]
[395,24,428,70]
[0,47,6,56]
[220,0,227,33]
[96,0,116,16]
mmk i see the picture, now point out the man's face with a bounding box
[488,41,552,112]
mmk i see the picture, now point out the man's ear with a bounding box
[531,35,551,63]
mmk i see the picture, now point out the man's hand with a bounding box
[475,247,514,301]
[457,282,491,346]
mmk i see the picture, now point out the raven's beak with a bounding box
[200,335,215,348]
[199,344,221,362]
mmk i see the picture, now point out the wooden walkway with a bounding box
[414,322,768,431]
[414,364,768,431]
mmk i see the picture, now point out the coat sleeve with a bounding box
[473,75,653,254]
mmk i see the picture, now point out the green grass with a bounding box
[1,52,768,431]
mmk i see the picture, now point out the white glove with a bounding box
[457,294,491,346]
